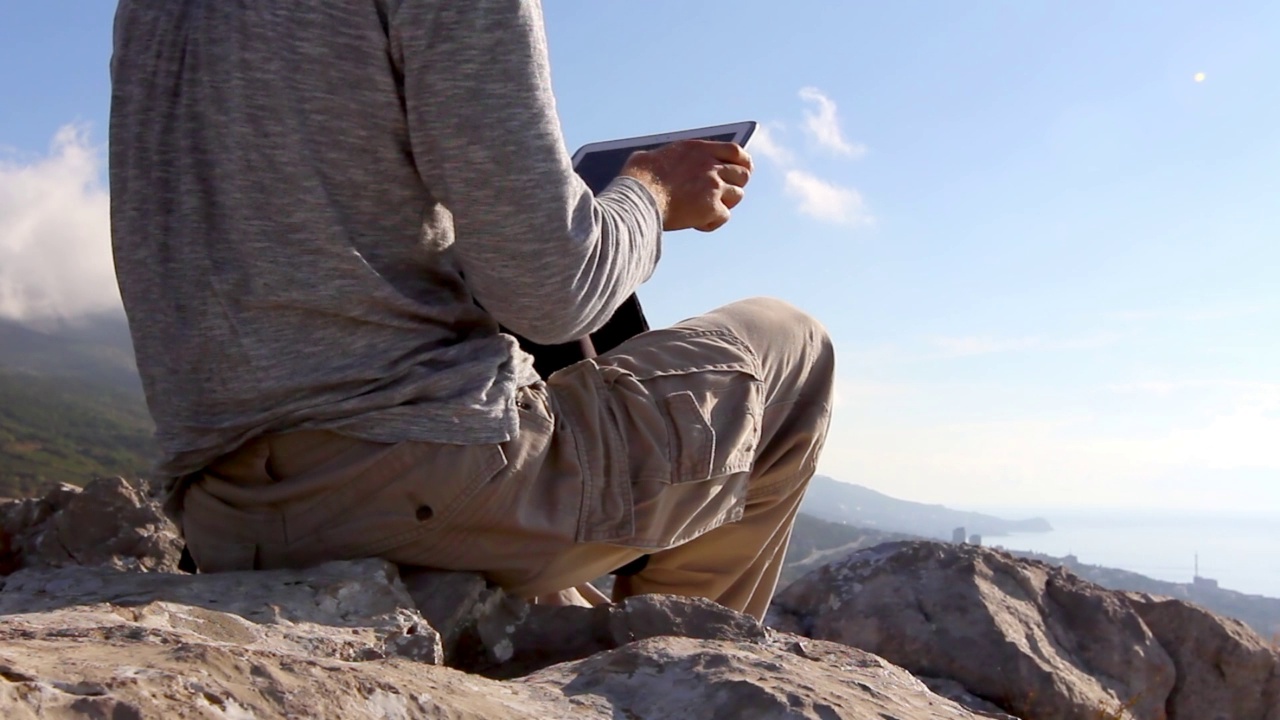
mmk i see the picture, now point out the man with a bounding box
[109,0,833,621]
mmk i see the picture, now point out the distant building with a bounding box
[1192,553,1218,589]
[952,527,966,544]
[1193,575,1219,589]
[968,533,983,546]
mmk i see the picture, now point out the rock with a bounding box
[0,477,183,573]
[918,677,1020,720]
[614,592,766,644]
[524,635,998,719]
[1124,592,1280,720]
[404,567,767,678]
[400,567,501,662]
[772,541,1178,720]
[0,565,987,718]
[474,592,768,678]
[0,558,442,664]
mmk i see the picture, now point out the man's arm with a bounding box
[390,0,662,345]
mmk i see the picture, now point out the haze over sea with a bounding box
[964,506,1280,599]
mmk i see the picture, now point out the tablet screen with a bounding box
[574,132,739,194]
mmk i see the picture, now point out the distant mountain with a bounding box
[799,476,1053,539]
[0,315,155,497]
[0,314,141,393]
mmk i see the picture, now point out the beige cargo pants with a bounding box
[182,298,834,620]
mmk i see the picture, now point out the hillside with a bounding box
[780,513,917,587]
[0,316,155,497]
[0,368,155,497]
[799,475,1053,538]
[0,315,141,393]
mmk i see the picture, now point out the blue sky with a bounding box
[1,2,1276,513]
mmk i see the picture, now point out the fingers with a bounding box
[716,163,751,189]
[696,182,743,233]
[695,165,747,232]
[697,211,730,233]
[628,139,753,232]
[707,141,753,171]
[720,182,746,210]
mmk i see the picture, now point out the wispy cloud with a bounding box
[1107,380,1280,397]
[1110,305,1271,323]
[750,89,872,226]
[933,333,1118,358]
[1184,305,1269,321]
[749,123,795,166]
[784,170,871,226]
[799,87,866,158]
[0,124,119,322]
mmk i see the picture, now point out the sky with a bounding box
[1,1,1277,514]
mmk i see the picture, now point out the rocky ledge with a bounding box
[2,478,1277,719]
[771,541,1280,720]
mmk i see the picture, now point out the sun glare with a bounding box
[1194,72,1207,83]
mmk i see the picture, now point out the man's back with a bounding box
[110,0,664,479]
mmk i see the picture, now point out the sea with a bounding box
[960,507,1280,599]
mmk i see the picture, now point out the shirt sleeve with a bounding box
[389,0,663,345]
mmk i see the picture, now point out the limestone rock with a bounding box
[918,677,1020,720]
[524,635,998,719]
[404,567,767,678]
[1124,592,1280,720]
[400,566,506,666]
[475,591,768,678]
[772,541,1177,720]
[0,564,986,719]
[0,558,442,665]
[0,477,182,573]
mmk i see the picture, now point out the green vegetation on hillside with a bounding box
[0,369,156,497]
[780,513,918,587]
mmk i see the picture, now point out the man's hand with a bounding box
[619,140,753,233]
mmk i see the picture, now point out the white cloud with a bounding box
[1110,305,1272,323]
[1107,380,1279,397]
[798,87,866,158]
[934,336,1042,357]
[784,170,871,226]
[1106,381,1184,396]
[933,333,1117,358]
[749,123,795,166]
[0,124,119,321]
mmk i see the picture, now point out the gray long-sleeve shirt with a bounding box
[109,0,663,478]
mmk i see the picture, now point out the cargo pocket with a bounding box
[665,379,763,484]
[554,327,767,549]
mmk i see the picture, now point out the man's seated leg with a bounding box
[538,297,835,620]
[181,297,832,621]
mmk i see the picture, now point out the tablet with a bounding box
[571,121,757,194]
[509,121,757,379]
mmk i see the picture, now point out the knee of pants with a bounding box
[719,297,831,352]
[714,298,835,394]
